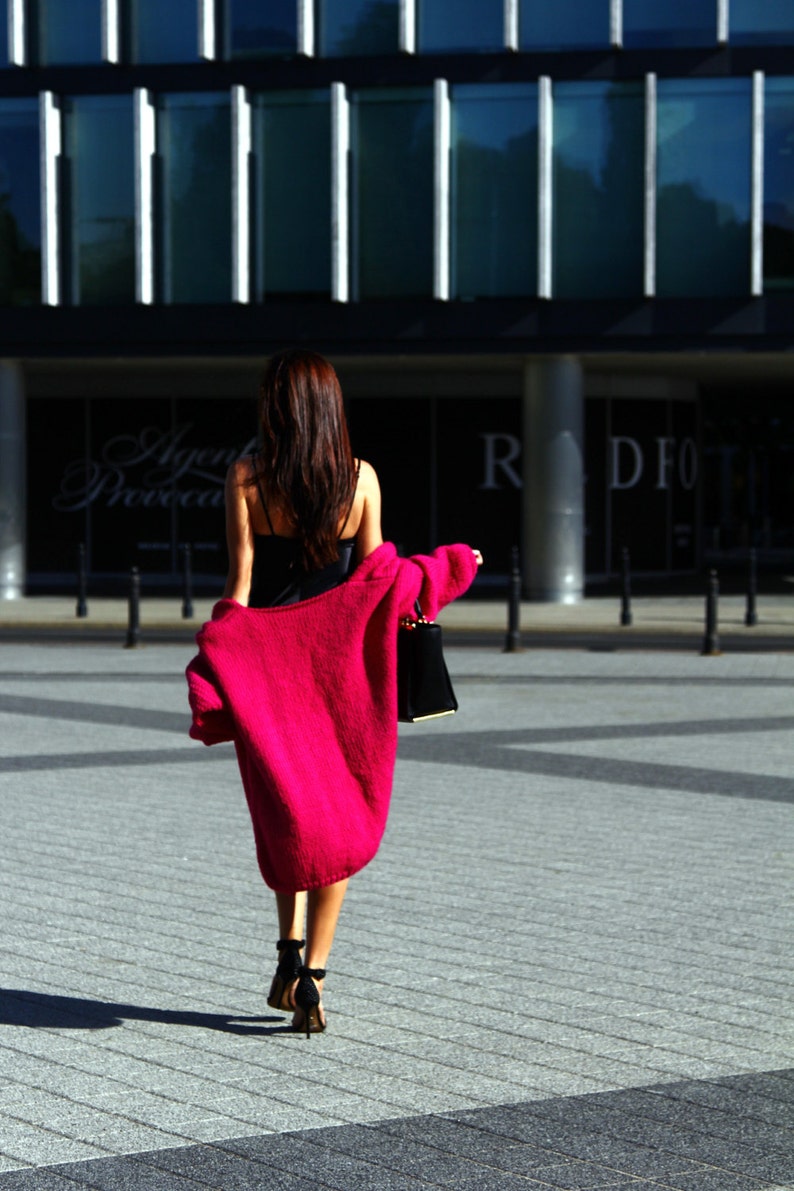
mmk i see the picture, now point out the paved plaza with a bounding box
[0,629,792,1189]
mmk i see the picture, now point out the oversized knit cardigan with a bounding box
[186,541,478,893]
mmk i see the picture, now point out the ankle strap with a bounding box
[276,938,305,950]
[299,966,326,980]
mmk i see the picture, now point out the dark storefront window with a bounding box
[62,95,135,305]
[0,2,8,66]
[157,93,232,303]
[252,90,331,299]
[450,83,537,299]
[126,0,201,63]
[656,78,752,297]
[623,0,716,47]
[518,0,610,50]
[417,0,503,53]
[553,81,644,298]
[764,78,794,292]
[316,0,400,56]
[30,0,103,64]
[350,88,433,299]
[730,0,794,45]
[220,0,298,58]
[0,99,40,305]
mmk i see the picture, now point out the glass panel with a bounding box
[33,0,103,64]
[519,0,610,50]
[450,83,537,298]
[252,91,331,298]
[656,79,752,297]
[351,88,433,299]
[623,0,717,48]
[764,79,794,291]
[418,0,503,53]
[157,94,232,303]
[553,81,644,298]
[731,0,794,45]
[316,0,399,56]
[127,0,200,63]
[0,99,41,305]
[0,1,8,67]
[222,0,298,58]
[62,96,135,305]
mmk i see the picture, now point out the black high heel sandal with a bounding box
[267,938,304,1011]
[292,966,327,1038]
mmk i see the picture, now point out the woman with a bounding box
[187,349,481,1036]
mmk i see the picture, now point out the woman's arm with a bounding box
[355,460,384,563]
[222,459,254,603]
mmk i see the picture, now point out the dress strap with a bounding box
[250,453,277,536]
[339,459,361,537]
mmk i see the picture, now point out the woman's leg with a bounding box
[275,890,307,942]
[294,877,348,1030]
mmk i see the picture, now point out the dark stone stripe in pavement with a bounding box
[0,693,188,734]
[0,1070,790,1190]
[0,747,232,773]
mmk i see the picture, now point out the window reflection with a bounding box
[351,88,433,298]
[0,2,8,66]
[63,96,135,305]
[126,0,200,63]
[519,0,610,50]
[553,82,644,298]
[252,91,330,298]
[450,84,537,298]
[731,0,794,44]
[221,0,298,59]
[157,94,232,303]
[656,79,752,297]
[763,79,794,291]
[0,100,40,305]
[418,0,503,53]
[623,0,716,47]
[32,0,103,64]
[316,0,399,56]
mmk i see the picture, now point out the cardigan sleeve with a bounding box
[399,544,479,621]
[186,652,235,745]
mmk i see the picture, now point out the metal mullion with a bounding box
[400,0,416,53]
[199,0,216,59]
[134,88,155,304]
[9,0,25,65]
[331,82,349,303]
[433,78,450,301]
[717,0,729,45]
[232,85,252,303]
[644,72,657,298]
[102,0,120,63]
[40,91,61,306]
[298,0,314,55]
[537,76,552,299]
[751,71,764,296]
[504,0,518,51]
[610,0,623,48]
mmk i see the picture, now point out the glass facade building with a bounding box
[0,0,793,592]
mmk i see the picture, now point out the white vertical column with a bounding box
[644,72,657,298]
[134,88,155,304]
[40,91,61,307]
[232,85,252,303]
[610,0,623,47]
[0,362,26,599]
[10,0,26,65]
[751,71,764,297]
[537,76,552,300]
[102,0,120,63]
[433,79,450,301]
[400,0,416,53]
[717,0,729,45]
[298,0,315,55]
[199,0,216,59]
[331,82,350,303]
[504,0,519,51]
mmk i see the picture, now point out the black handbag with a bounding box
[397,600,458,723]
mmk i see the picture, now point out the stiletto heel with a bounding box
[293,967,327,1038]
[267,938,304,1011]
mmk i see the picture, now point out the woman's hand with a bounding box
[473,549,483,566]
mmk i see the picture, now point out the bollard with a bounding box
[76,542,88,618]
[504,545,523,653]
[745,547,758,627]
[181,543,194,619]
[125,566,141,649]
[620,546,633,627]
[701,569,721,656]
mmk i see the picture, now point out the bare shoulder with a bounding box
[226,455,253,492]
[356,458,380,493]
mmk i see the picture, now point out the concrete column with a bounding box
[522,356,584,603]
[0,361,26,599]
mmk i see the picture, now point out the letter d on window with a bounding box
[610,437,643,490]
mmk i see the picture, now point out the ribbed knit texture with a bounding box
[186,542,478,892]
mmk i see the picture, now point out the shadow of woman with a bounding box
[0,988,294,1036]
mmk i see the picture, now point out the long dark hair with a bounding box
[252,348,356,571]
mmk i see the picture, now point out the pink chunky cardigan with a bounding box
[186,542,478,892]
